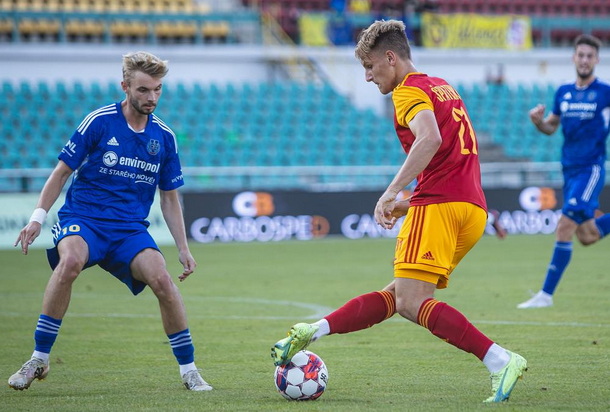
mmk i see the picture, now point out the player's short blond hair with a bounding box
[122,51,169,85]
[355,20,411,62]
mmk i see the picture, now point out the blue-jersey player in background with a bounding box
[519,34,610,308]
[10,51,213,391]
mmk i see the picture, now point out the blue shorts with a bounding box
[562,164,605,224]
[46,216,160,295]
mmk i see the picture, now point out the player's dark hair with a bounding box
[574,34,601,53]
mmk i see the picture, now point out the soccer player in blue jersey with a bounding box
[9,51,212,391]
[518,34,610,308]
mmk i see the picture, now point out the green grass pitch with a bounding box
[1,234,609,411]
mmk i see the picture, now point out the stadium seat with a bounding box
[155,20,197,42]
[0,15,13,39]
[202,21,230,43]
[65,18,105,40]
[550,28,582,47]
[592,29,610,45]
[17,17,60,41]
[110,20,149,41]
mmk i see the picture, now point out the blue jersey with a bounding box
[552,78,610,168]
[57,102,184,223]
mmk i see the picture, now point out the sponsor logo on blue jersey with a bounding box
[61,140,77,158]
[103,151,118,167]
[119,156,160,173]
[102,151,160,173]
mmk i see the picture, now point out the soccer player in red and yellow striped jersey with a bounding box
[271,20,527,403]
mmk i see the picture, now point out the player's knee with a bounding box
[575,221,600,246]
[147,272,178,297]
[577,234,597,246]
[54,254,85,281]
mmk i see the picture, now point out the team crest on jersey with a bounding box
[147,139,160,155]
[146,139,161,156]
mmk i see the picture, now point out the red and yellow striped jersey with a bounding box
[392,73,486,210]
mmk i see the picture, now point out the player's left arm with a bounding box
[159,188,197,282]
[375,110,441,228]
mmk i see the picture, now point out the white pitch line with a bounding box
[2,311,609,327]
[1,296,609,328]
[1,297,335,321]
[1,311,324,321]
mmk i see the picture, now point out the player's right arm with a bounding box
[15,160,74,254]
[529,104,560,135]
[375,109,441,228]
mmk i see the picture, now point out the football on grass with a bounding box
[274,350,329,400]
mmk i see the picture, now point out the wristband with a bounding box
[29,208,47,225]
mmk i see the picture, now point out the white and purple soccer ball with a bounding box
[274,350,329,401]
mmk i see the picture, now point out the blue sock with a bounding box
[168,329,195,365]
[595,214,610,238]
[34,314,62,354]
[542,241,572,295]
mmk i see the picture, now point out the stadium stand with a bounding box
[1,0,204,13]
[0,0,248,43]
[0,76,578,192]
[3,1,608,191]
[0,79,564,173]
[0,79,397,186]
[412,0,610,47]
[433,0,610,15]
[243,0,610,47]
[244,0,410,44]
[1,0,609,46]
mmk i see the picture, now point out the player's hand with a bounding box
[529,104,546,126]
[384,199,410,230]
[375,191,398,229]
[390,199,410,219]
[178,250,197,282]
[14,222,42,255]
[489,209,507,240]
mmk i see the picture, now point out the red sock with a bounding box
[418,298,493,360]
[326,291,395,334]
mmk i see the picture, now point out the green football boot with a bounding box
[484,351,528,403]
[271,323,319,366]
